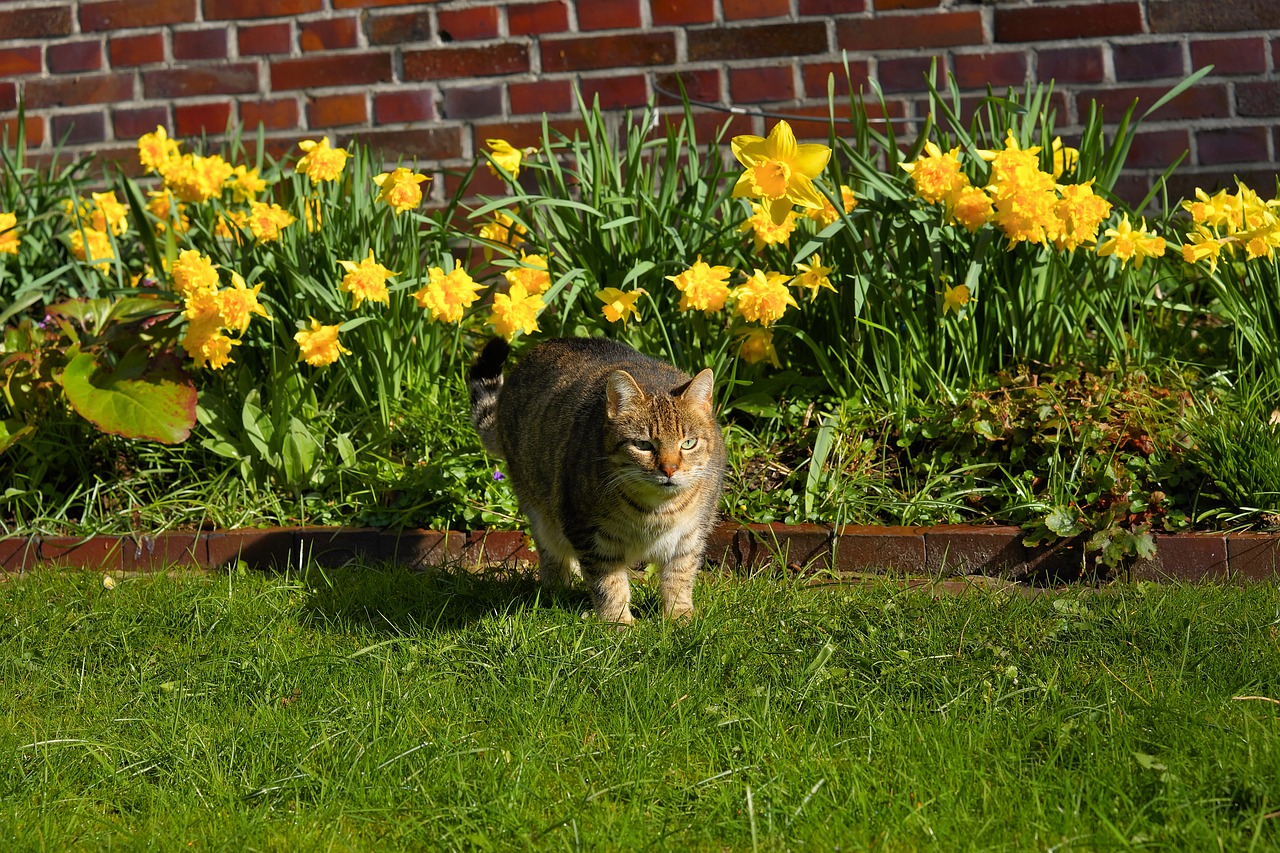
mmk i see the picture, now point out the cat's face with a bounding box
[604,369,721,499]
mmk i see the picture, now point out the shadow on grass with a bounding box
[297,561,594,634]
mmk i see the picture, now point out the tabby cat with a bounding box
[469,337,726,624]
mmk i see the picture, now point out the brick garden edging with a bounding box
[2,523,1276,584]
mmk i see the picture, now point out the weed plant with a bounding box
[4,565,1280,849]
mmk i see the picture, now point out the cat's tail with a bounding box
[468,337,509,456]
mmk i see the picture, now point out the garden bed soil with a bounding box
[2,523,1273,585]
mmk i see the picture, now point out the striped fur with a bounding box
[468,337,726,624]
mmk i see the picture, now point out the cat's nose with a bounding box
[658,460,678,477]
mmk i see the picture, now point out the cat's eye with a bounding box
[680,438,698,450]
[634,439,655,452]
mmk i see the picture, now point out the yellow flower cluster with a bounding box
[1179,180,1280,272]
[338,250,397,309]
[174,251,270,370]
[295,318,351,367]
[373,167,431,214]
[295,136,350,183]
[902,132,1115,252]
[0,211,18,255]
[731,120,832,225]
[414,264,483,324]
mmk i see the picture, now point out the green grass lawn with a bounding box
[4,565,1280,851]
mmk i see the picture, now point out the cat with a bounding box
[469,337,726,625]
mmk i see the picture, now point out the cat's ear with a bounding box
[677,369,715,413]
[606,370,645,419]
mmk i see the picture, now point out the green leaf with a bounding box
[280,416,320,487]
[1045,506,1084,537]
[60,350,197,444]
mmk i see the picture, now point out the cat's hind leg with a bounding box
[525,506,579,589]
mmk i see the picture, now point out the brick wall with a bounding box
[1,0,1277,203]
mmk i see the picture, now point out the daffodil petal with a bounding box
[791,142,832,179]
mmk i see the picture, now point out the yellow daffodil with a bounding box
[414,265,483,323]
[146,189,188,235]
[90,191,129,236]
[68,227,114,273]
[137,125,180,174]
[304,199,324,233]
[295,318,351,367]
[486,138,530,179]
[1051,137,1079,178]
[732,120,832,225]
[596,287,646,325]
[1180,224,1227,274]
[488,282,544,339]
[1052,181,1112,251]
[169,249,220,300]
[794,255,835,302]
[247,201,296,243]
[296,136,349,182]
[667,257,732,313]
[948,185,994,232]
[901,141,967,205]
[739,201,796,252]
[0,211,19,255]
[215,273,271,334]
[1096,215,1166,269]
[503,251,551,295]
[162,153,234,203]
[807,185,858,227]
[477,210,527,259]
[733,269,797,326]
[182,316,239,370]
[736,326,781,367]
[943,283,971,315]
[338,250,397,309]
[373,167,431,214]
[228,164,267,202]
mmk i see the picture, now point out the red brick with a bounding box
[307,93,367,128]
[729,66,795,103]
[81,0,194,31]
[654,69,721,106]
[652,0,715,25]
[405,43,528,80]
[205,0,320,19]
[509,79,574,114]
[367,11,433,44]
[580,74,648,109]
[685,110,755,143]
[877,0,941,8]
[1150,0,1280,33]
[802,60,870,98]
[1226,534,1280,581]
[109,33,165,67]
[25,74,133,108]
[877,55,946,94]
[299,17,358,51]
[1113,41,1185,81]
[724,0,790,19]
[1197,126,1269,165]
[1190,37,1266,76]
[507,1,568,36]
[577,0,640,30]
[953,50,1028,89]
[1125,128,1191,168]
[996,2,1142,42]
[689,23,827,62]
[836,12,983,51]
[47,41,103,74]
[473,118,588,150]
[799,0,866,13]
[1,116,44,147]
[143,65,258,98]
[354,126,464,161]
[1036,46,1105,84]
[441,85,502,120]
[333,0,417,7]
[374,90,436,123]
[1237,81,1280,117]
[1081,83,1230,122]
[380,530,466,571]
[543,32,675,71]
[52,110,106,146]
[784,102,906,139]
[0,83,18,113]
[238,22,292,56]
[240,97,298,130]
[39,535,123,570]
[173,28,227,61]
[271,53,392,90]
[113,106,169,139]
[173,102,232,137]
[0,5,72,39]
[0,47,42,77]
[438,6,499,41]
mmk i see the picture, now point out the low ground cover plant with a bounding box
[4,566,1279,849]
[2,68,1279,568]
